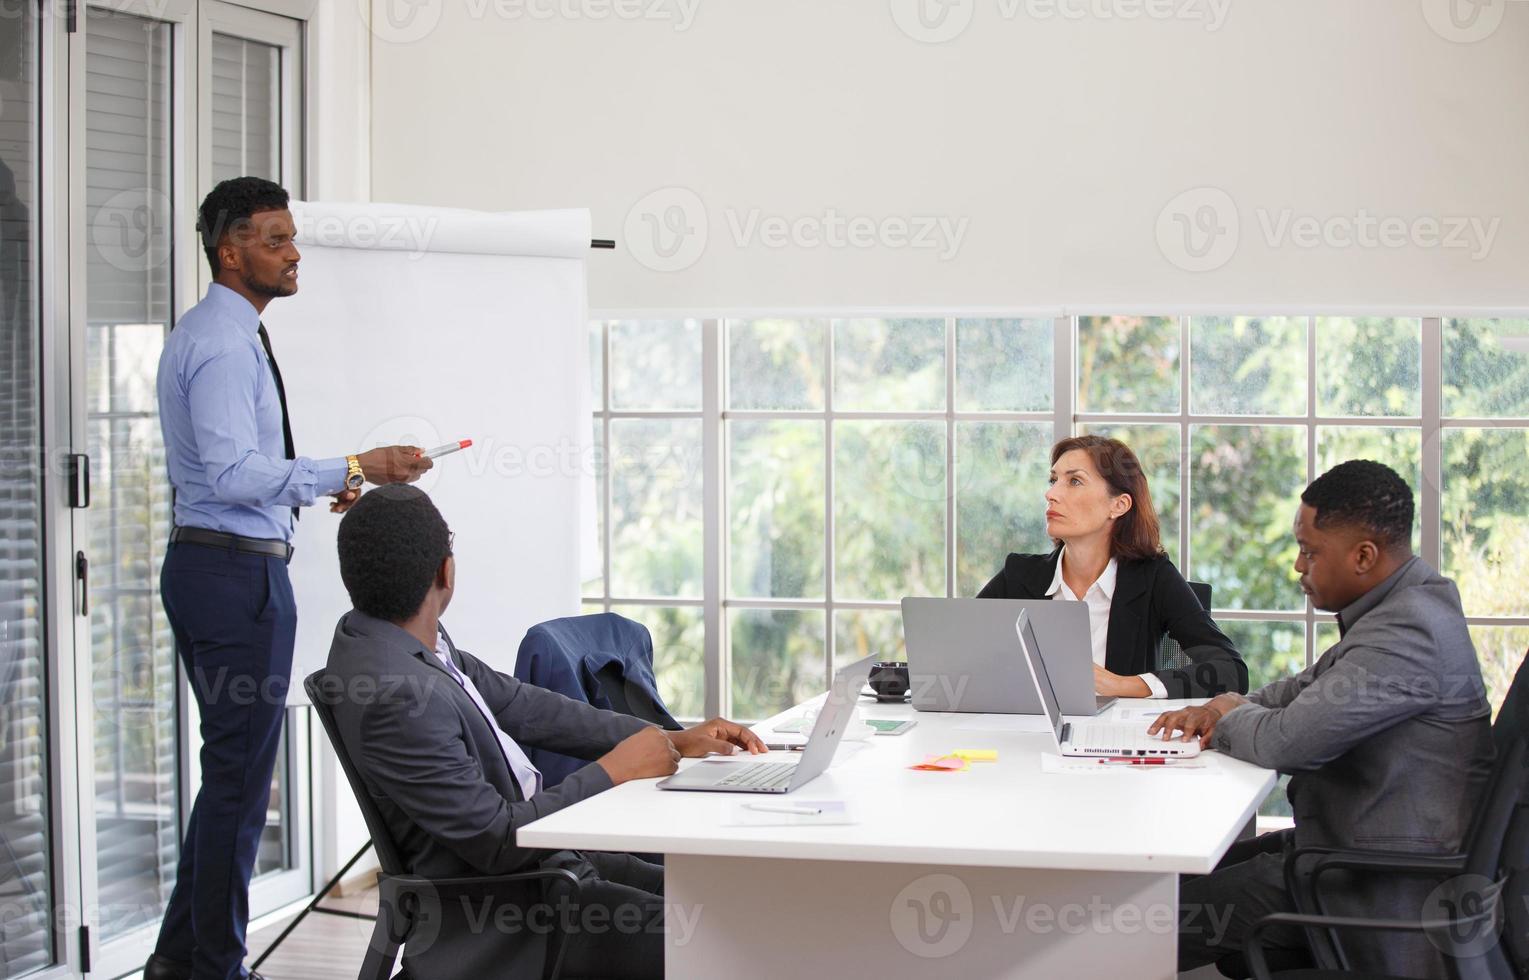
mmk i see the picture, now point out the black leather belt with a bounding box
[170,526,293,562]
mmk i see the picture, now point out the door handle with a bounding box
[76,551,88,617]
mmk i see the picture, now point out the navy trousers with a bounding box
[154,542,296,980]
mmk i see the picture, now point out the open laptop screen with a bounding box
[1016,610,1066,744]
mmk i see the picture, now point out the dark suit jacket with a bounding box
[976,549,1248,698]
[515,614,680,788]
[324,611,649,979]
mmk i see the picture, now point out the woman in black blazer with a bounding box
[977,435,1248,699]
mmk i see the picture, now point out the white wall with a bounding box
[365,0,1529,313]
[309,0,375,887]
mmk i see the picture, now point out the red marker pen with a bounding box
[418,439,472,460]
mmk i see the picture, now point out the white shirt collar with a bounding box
[1046,546,1118,601]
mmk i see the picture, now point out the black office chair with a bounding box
[304,672,581,980]
[1244,649,1529,980]
[1157,580,1213,672]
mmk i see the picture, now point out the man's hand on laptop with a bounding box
[598,727,681,784]
[1147,693,1248,749]
[668,718,768,758]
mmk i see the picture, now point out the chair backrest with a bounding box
[1451,649,1529,980]
[1157,581,1213,672]
[305,671,408,876]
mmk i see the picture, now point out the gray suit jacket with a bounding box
[1213,557,1494,975]
[324,610,649,978]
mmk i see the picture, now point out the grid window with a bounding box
[583,315,1529,745]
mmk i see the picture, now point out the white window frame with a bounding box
[586,312,1529,722]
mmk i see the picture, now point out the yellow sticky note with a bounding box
[952,749,998,762]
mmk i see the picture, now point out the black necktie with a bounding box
[257,322,299,524]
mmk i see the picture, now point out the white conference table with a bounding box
[519,695,1276,979]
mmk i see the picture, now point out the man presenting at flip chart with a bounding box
[146,177,431,980]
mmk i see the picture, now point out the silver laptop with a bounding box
[901,597,1115,716]
[1017,609,1199,759]
[657,656,874,794]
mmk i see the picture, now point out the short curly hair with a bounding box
[337,485,452,622]
[198,176,290,276]
[1301,460,1414,552]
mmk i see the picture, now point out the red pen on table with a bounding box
[417,439,472,459]
[1098,757,1168,766]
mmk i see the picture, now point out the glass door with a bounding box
[0,4,57,977]
[197,0,311,915]
[71,2,196,974]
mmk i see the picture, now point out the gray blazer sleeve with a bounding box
[355,691,619,875]
[457,649,651,759]
[1212,620,1441,772]
[1246,666,1315,711]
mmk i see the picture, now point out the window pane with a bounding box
[210,34,280,182]
[832,318,945,411]
[581,420,604,596]
[955,318,1052,412]
[834,421,946,601]
[1189,316,1306,416]
[1221,620,1306,697]
[609,419,702,597]
[1076,316,1180,414]
[611,605,703,719]
[608,319,701,410]
[1315,620,1340,656]
[1189,425,1306,611]
[835,609,906,670]
[955,422,1051,594]
[252,728,291,878]
[728,318,826,410]
[1078,423,1182,566]
[1315,317,1420,417]
[0,3,51,970]
[1468,626,1529,722]
[1444,318,1529,418]
[1443,427,1529,618]
[730,608,826,720]
[588,320,604,412]
[1316,427,1422,551]
[729,420,825,599]
[87,10,180,942]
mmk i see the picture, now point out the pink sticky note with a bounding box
[909,754,968,772]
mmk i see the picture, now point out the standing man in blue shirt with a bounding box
[146,177,430,980]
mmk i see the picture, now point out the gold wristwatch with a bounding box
[345,454,365,491]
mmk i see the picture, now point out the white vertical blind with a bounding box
[209,33,279,183]
[0,2,52,975]
[84,7,180,944]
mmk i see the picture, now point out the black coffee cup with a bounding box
[868,661,911,702]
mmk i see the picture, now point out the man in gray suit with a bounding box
[1154,460,1493,977]
[322,485,766,979]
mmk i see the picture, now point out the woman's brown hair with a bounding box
[1049,435,1165,562]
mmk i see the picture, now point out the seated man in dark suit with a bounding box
[323,485,765,980]
[1153,460,1494,978]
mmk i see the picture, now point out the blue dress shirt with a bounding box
[157,283,348,542]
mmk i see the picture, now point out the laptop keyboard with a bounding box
[1071,723,1182,754]
[716,761,797,789]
